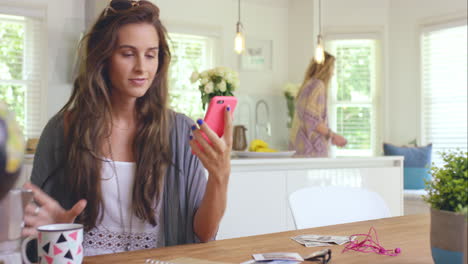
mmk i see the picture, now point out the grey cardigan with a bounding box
[31,112,207,247]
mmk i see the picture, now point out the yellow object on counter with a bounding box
[248,139,278,152]
[248,139,267,151]
[255,147,278,153]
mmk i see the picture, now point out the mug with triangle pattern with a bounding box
[22,223,83,264]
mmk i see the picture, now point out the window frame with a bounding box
[165,21,222,66]
[325,32,383,157]
[419,18,468,165]
[0,5,46,139]
[168,32,216,95]
[165,22,221,119]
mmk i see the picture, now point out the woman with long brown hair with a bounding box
[22,0,232,256]
[289,52,347,157]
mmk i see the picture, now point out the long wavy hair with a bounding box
[60,1,172,230]
[299,52,335,96]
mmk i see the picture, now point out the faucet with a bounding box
[255,99,271,139]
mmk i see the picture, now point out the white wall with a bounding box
[287,0,314,84]
[387,0,467,146]
[1,0,85,132]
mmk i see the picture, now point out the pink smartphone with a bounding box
[203,96,237,137]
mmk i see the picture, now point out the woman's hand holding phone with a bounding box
[189,105,233,183]
[190,105,233,242]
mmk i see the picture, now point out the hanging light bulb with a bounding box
[234,0,245,54]
[235,22,245,54]
[314,0,325,64]
[315,35,325,64]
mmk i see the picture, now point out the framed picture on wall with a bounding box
[240,38,272,71]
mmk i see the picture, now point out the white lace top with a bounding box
[83,160,162,256]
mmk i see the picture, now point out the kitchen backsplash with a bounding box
[234,94,289,150]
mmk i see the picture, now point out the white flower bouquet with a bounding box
[283,82,300,128]
[284,82,300,98]
[190,66,239,109]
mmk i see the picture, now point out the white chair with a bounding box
[289,186,391,229]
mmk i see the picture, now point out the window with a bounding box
[421,22,467,166]
[168,33,215,119]
[327,38,379,157]
[0,13,43,138]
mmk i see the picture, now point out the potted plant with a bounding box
[190,66,239,110]
[423,150,467,264]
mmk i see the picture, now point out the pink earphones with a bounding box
[342,227,401,256]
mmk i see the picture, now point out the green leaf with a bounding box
[424,149,468,216]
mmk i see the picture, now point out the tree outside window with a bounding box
[0,15,25,130]
[0,13,43,138]
[168,33,214,119]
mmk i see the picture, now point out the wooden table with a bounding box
[84,214,432,264]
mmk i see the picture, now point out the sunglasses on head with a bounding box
[104,0,143,16]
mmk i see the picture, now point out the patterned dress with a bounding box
[289,79,329,157]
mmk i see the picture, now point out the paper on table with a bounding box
[304,241,332,247]
[291,234,353,247]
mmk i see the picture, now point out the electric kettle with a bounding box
[233,125,247,151]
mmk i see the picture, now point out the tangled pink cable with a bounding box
[342,226,401,256]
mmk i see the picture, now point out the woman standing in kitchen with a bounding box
[289,52,347,157]
[22,0,232,256]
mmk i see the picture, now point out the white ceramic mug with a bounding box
[21,223,84,264]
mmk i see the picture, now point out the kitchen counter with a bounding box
[230,156,402,170]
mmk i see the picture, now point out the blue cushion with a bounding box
[431,247,464,264]
[383,143,432,189]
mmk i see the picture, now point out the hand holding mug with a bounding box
[22,182,87,237]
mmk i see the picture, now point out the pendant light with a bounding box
[314,0,325,64]
[234,0,245,54]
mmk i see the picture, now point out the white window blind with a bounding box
[168,33,215,119]
[327,39,379,157]
[421,22,467,166]
[0,13,44,138]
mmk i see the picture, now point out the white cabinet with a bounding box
[217,157,404,240]
[217,171,289,239]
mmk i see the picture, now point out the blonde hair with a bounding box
[299,52,335,96]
